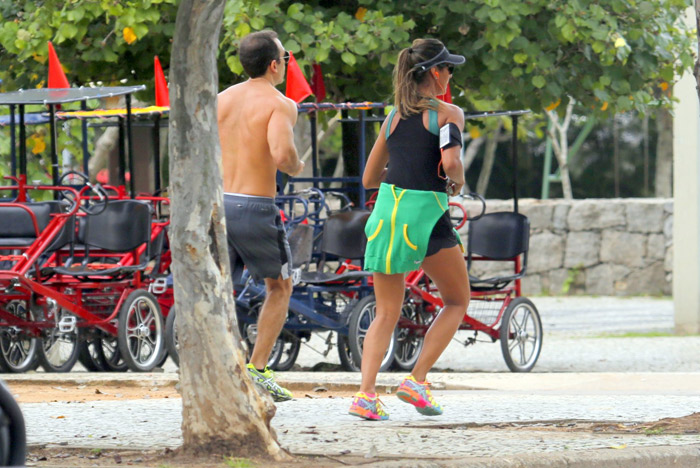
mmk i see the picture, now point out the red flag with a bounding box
[154,56,169,107]
[47,42,70,88]
[437,83,452,103]
[285,52,312,103]
[311,63,326,102]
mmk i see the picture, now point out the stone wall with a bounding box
[457,198,673,296]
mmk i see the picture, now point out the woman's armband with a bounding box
[439,122,463,150]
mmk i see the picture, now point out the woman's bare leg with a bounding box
[410,245,470,382]
[359,272,405,394]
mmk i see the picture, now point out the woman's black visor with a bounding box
[413,47,465,71]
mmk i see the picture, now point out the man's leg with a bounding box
[249,275,293,370]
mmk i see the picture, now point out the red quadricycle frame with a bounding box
[0,86,172,374]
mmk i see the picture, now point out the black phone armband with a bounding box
[439,122,463,150]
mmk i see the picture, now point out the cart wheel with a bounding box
[0,301,39,373]
[337,334,360,371]
[499,297,543,372]
[165,308,179,367]
[237,303,284,369]
[270,331,301,371]
[0,379,26,466]
[348,295,396,372]
[37,311,80,372]
[77,337,105,371]
[117,290,165,372]
[95,335,129,372]
[393,300,428,371]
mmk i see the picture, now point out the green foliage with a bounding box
[0,0,178,97]
[220,0,414,101]
[362,0,694,114]
[1,0,693,113]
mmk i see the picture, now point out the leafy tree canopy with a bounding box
[0,0,694,116]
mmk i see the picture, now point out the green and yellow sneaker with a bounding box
[246,364,293,402]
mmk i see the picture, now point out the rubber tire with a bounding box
[0,380,25,466]
[0,302,39,373]
[37,325,80,373]
[337,333,360,371]
[270,332,301,372]
[95,336,129,372]
[499,297,543,372]
[393,300,427,371]
[165,307,179,367]
[117,290,166,372]
[237,302,284,369]
[77,337,105,372]
[348,294,396,372]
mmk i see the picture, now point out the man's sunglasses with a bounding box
[281,51,290,65]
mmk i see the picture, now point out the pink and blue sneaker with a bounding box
[348,392,389,420]
[396,375,443,416]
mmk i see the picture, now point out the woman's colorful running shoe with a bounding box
[348,392,389,420]
[396,375,443,416]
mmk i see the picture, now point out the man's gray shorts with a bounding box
[224,193,292,282]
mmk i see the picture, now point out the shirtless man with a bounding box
[218,30,304,402]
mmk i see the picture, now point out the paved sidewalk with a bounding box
[10,370,700,466]
[9,296,700,467]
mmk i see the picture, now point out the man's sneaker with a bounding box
[246,364,293,402]
[396,375,443,416]
[348,392,389,420]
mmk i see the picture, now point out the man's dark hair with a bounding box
[239,30,280,78]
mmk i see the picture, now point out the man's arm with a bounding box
[268,99,304,176]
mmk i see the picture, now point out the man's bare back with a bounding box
[218,79,303,198]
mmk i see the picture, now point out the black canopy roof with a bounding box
[0,86,145,105]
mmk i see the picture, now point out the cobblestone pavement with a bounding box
[20,387,700,458]
[14,296,700,464]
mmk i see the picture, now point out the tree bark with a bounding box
[475,122,502,196]
[695,1,700,103]
[655,106,673,197]
[168,0,286,459]
[546,100,575,199]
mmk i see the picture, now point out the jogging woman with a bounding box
[349,38,469,420]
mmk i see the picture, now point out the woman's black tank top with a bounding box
[384,112,445,192]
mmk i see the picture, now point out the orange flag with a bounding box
[285,51,312,103]
[437,83,452,103]
[47,41,70,88]
[154,56,169,107]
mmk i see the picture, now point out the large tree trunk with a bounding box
[655,106,673,197]
[168,0,286,459]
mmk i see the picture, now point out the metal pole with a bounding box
[118,117,126,186]
[81,100,89,175]
[49,104,59,189]
[18,105,26,175]
[10,105,16,177]
[126,94,135,198]
[358,109,366,208]
[511,115,518,213]
[310,111,318,188]
[152,115,161,192]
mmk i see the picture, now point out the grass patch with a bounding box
[223,457,255,468]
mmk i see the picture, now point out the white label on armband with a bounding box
[440,124,451,149]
